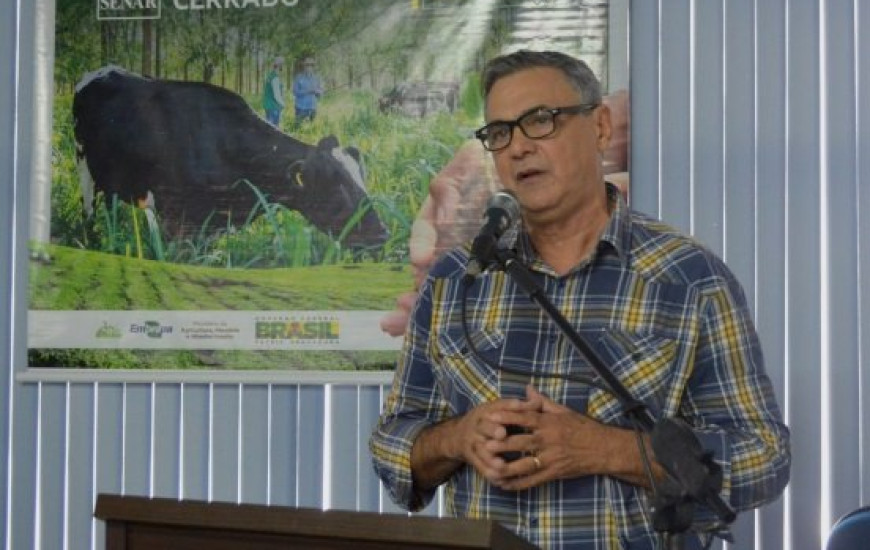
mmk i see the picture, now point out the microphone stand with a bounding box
[485,249,736,549]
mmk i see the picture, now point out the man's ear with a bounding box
[594,103,613,153]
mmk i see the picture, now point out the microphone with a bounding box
[650,418,737,526]
[465,190,521,278]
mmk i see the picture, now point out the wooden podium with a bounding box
[94,493,538,549]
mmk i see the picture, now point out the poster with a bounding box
[27,0,627,372]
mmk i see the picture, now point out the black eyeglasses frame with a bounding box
[474,103,599,152]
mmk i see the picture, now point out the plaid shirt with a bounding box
[370,185,790,549]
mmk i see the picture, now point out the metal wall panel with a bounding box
[691,0,726,252]
[38,384,67,550]
[267,384,299,508]
[822,0,864,535]
[151,384,182,499]
[123,385,153,497]
[723,5,761,545]
[858,0,870,512]
[627,0,661,214]
[10,385,39,550]
[240,384,271,505]
[754,1,789,547]
[66,384,96,549]
[785,0,825,548]
[0,0,15,546]
[658,0,693,233]
[180,383,211,502]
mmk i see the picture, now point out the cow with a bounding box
[378,81,459,118]
[72,66,389,249]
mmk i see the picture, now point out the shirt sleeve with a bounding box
[271,77,284,107]
[292,76,303,98]
[369,278,452,512]
[685,267,791,524]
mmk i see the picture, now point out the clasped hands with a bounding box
[452,384,623,491]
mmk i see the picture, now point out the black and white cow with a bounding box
[73,66,388,248]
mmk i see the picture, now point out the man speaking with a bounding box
[370,50,790,549]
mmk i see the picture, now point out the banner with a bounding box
[28,0,627,372]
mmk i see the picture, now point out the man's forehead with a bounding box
[484,67,580,120]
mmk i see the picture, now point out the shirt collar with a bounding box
[599,181,632,266]
[507,181,631,272]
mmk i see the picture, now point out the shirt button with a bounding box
[529,516,539,527]
[548,333,558,342]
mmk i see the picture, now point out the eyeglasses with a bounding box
[474,103,599,152]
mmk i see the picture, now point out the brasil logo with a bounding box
[255,316,340,342]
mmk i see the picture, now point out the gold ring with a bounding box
[532,455,542,470]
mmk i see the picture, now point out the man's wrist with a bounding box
[411,418,465,491]
[431,417,462,461]
[602,427,663,487]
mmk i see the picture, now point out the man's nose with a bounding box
[505,125,535,156]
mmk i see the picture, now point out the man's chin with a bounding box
[512,186,560,212]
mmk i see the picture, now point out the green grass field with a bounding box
[36,80,479,370]
[30,243,411,310]
[28,243,412,370]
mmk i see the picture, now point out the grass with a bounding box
[29,244,411,311]
[50,88,480,269]
[34,82,484,370]
[28,243,411,370]
[27,348,401,371]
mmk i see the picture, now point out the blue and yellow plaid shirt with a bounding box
[370,185,790,549]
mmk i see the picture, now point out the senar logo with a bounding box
[97,0,161,21]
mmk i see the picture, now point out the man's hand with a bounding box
[410,394,542,490]
[486,385,663,491]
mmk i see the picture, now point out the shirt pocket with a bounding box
[582,327,679,425]
[433,327,505,414]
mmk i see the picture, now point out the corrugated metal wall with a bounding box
[2,1,869,549]
[629,1,870,548]
[6,381,408,549]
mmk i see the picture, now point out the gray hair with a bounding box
[481,50,602,106]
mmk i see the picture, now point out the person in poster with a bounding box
[292,55,323,125]
[263,56,286,127]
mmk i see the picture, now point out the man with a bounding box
[378,88,629,337]
[263,56,285,127]
[293,56,323,124]
[369,50,790,549]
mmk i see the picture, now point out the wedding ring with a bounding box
[532,455,542,470]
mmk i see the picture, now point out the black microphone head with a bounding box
[465,190,521,279]
[485,190,521,233]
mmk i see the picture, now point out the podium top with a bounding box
[94,493,538,550]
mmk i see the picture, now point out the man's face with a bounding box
[484,67,611,226]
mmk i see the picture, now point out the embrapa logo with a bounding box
[130,321,173,338]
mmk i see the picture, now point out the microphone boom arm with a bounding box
[499,253,655,429]
[491,248,736,540]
